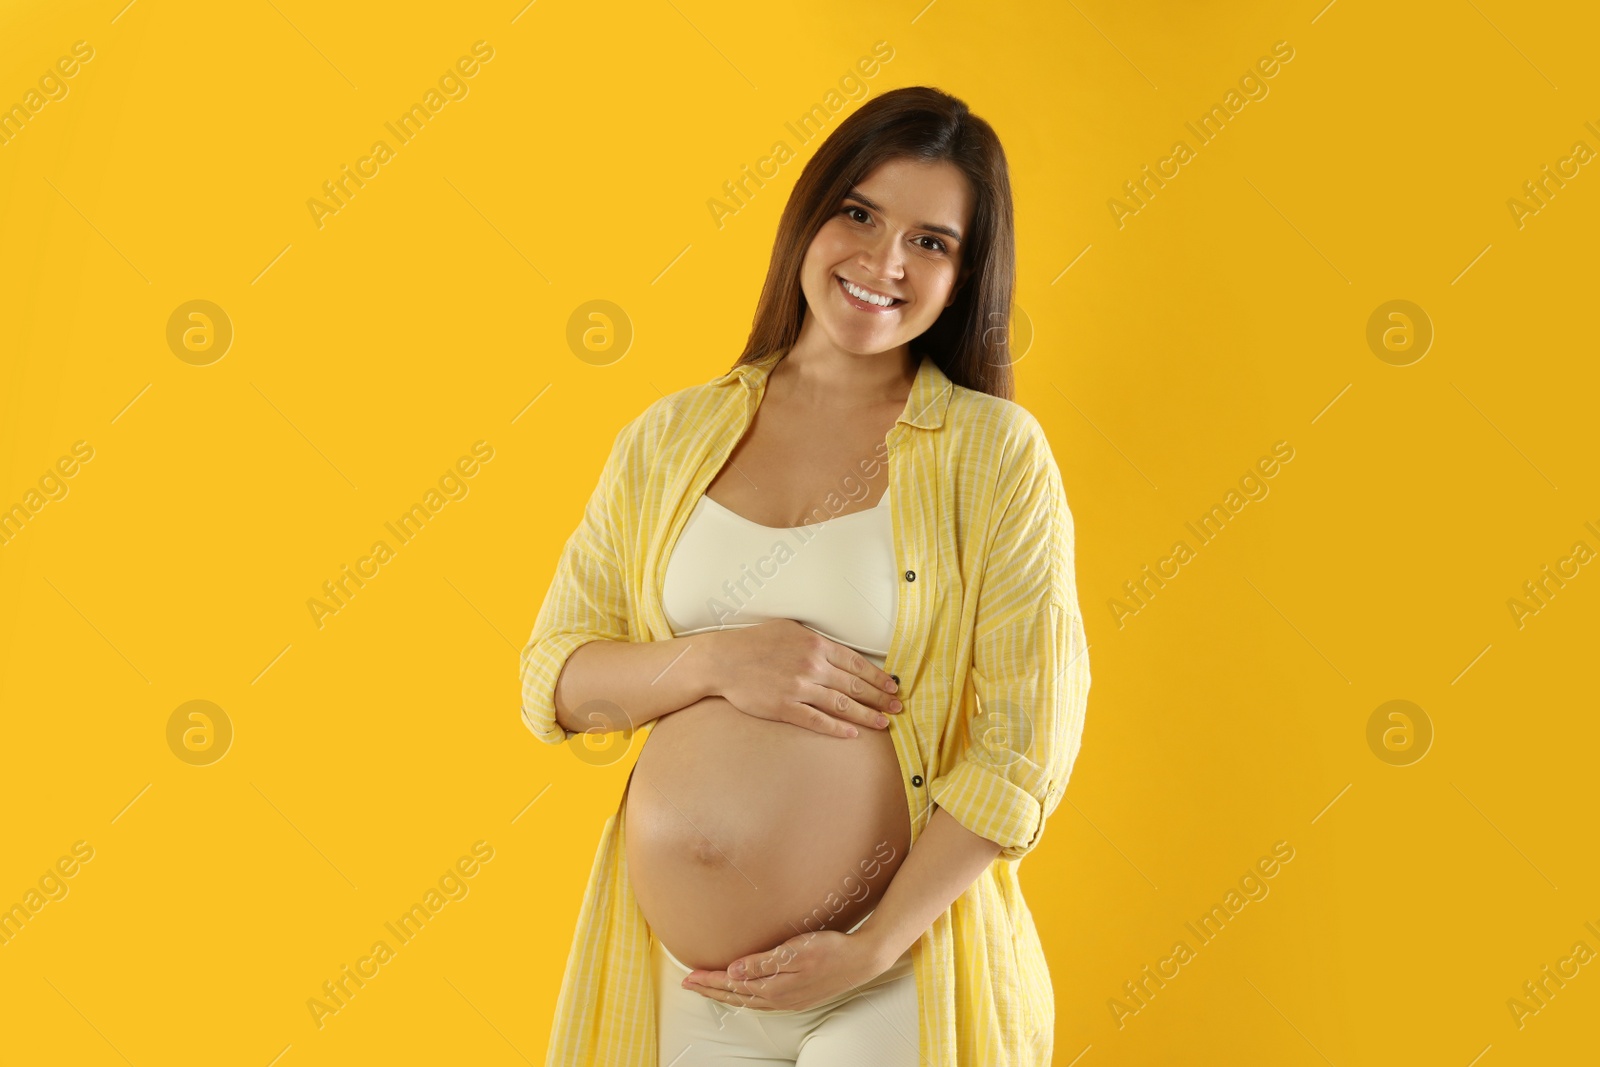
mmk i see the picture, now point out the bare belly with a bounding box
[623,695,912,972]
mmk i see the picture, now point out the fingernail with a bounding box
[875,715,888,727]
[890,699,902,711]
[730,961,746,978]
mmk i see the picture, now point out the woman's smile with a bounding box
[836,273,907,313]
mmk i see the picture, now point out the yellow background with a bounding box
[3,0,1598,1063]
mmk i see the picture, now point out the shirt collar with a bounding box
[720,347,953,430]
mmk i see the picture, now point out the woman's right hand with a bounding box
[706,620,903,738]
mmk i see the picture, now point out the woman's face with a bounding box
[798,157,975,357]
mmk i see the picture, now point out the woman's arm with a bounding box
[551,632,722,734]
[848,805,1002,968]
[521,413,652,746]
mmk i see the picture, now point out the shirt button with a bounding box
[904,569,916,582]
[911,774,923,787]
[890,674,900,685]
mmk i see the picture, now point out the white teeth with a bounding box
[840,276,897,307]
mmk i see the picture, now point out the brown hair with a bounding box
[731,85,1018,400]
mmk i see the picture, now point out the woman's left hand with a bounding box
[681,928,889,1012]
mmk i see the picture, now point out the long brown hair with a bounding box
[732,85,1017,400]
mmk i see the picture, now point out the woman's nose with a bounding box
[856,234,906,280]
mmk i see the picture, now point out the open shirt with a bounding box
[520,346,1091,1065]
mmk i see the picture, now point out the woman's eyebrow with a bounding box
[844,189,963,244]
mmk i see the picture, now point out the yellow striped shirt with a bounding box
[521,346,1091,1065]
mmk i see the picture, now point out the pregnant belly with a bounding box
[623,695,912,972]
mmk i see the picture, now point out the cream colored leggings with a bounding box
[652,911,920,1066]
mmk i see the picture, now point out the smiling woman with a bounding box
[523,85,1091,1067]
[621,121,987,1001]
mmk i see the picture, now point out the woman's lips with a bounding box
[836,274,904,313]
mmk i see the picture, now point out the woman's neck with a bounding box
[776,328,917,410]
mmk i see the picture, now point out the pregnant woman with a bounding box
[521,86,1092,1066]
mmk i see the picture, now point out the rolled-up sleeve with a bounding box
[519,420,638,746]
[928,417,1091,861]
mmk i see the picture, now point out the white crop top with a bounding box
[661,486,898,667]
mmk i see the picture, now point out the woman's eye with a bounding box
[840,206,945,253]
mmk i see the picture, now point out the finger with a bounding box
[786,700,859,739]
[688,979,780,1004]
[733,949,791,980]
[690,969,777,993]
[688,983,776,1010]
[826,643,899,698]
[822,663,902,714]
[802,682,889,732]
[685,965,754,986]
